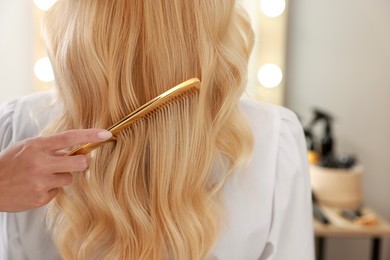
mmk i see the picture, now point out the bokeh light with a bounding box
[260,0,286,18]
[33,0,58,11]
[34,57,54,82]
[258,64,283,88]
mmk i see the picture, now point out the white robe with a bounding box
[0,91,314,260]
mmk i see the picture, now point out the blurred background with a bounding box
[1,0,389,259]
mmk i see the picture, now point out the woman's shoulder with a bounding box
[0,90,59,146]
[0,96,19,149]
[238,98,307,179]
[239,98,305,161]
[11,90,58,116]
[239,98,303,138]
[238,97,307,181]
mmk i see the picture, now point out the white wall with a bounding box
[286,0,390,259]
[0,0,34,104]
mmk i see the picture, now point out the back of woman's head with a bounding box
[44,0,254,259]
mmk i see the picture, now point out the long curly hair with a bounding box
[43,0,254,259]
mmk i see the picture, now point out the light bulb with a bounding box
[33,0,58,11]
[260,0,286,18]
[258,64,283,88]
[34,57,55,82]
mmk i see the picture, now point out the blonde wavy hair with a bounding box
[43,0,254,259]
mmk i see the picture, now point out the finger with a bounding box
[44,154,90,173]
[47,173,73,190]
[35,188,59,208]
[40,129,112,151]
[47,188,59,201]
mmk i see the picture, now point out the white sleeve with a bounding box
[0,98,18,260]
[261,108,315,260]
[0,98,18,149]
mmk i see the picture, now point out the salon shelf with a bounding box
[314,205,390,260]
[314,206,390,237]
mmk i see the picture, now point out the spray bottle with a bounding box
[305,108,335,167]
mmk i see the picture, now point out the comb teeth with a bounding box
[140,88,198,122]
[67,78,200,156]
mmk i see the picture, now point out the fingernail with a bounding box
[97,130,112,140]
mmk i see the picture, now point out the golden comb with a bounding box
[68,78,200,155]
